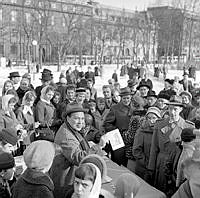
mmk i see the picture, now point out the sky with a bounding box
[96,0,155,11]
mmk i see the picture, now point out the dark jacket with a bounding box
[84,126,102,144]
[16,87,32,105]
[12,168,54,198]
[103,102,133,133]
[180,104,194,120]
[132,122,154,180]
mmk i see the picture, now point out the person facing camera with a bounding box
[50,103,103,198]
[12,140,55,198]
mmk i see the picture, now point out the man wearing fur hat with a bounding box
[50,103,102,198]
[147,95,194,195]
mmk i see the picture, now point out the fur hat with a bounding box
[0,152,15,170]
[0,128,18,146]
[181,128,196,142]
[80,154,111,184]
[23,140,55,171]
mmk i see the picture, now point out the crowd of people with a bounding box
[0,64,200,198]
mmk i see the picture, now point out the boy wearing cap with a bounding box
[148,95,194,194]
[0,152,15,198]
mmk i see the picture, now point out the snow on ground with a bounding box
[0,64,199,96]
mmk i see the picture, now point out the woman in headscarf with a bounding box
[16,91,40,145]
[114,173,141,198]
[2,80,15,96]
[66,163,102,198]
[35,85,55,128]
[35,85,61,135]
[0,94,20,131]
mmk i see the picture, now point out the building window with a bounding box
[0,9,2,21]
[11,44,17,55]
[11,0,17,4]
[51,16,54,26]
[51,3,56,9]
[11,11,17,22]
[25,13,31,23]
[25,0,31,5]
[62,17,65,27]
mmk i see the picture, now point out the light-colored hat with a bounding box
[23,140,55,170]
[146,107,161,118]
[180,91,192,101]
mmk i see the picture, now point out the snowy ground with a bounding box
[0,64,199,96]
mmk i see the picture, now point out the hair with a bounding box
[2,80,14,95]
[54,91,61,98]
[8,97,18,104]
[102,85,111,90]
[45,85,55,94]
[75,163,96,184]
[23,91,36,103]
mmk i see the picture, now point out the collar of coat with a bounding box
[21,168,54,191]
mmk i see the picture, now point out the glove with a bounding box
[102,142,112,154]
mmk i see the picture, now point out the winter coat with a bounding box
[103,102,133,133]
[16,87,32,105]
[15,106,35,131]
[123,114,144,160]
[84,126,102,144]
[172,180,193,198]
[50,122,90,198]
[180,104,194,120]
[12,168,54,198]
[104,98,117,109]
[35,100,55,127]
[56,99,71,121]
[148,117,194,194]
[132,122,154,180]
[0,110,18,131]
[92,109,110,133]
[103,102,133,166]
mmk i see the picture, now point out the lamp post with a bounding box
[32,40,37,80]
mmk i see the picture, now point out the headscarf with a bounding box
[21,91,35,115]
[1,94,15,112]
[114,173,141,198]
[40,85,50,104]
[72,163,102,198]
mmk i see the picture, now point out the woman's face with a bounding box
[97,102,105,111]
[53,95,60,104]
[20,79,29,90]
[26,99,34,107]
[146,112,159,126]
[8,102,16,111]
[5,82,13,92]
[74,177,93,198]
[44,90,54,101]
[157,98,167,109]
[182,95,190,105]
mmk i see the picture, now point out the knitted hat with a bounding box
[146,107,161,118]
[0,128,18,146]
[80,154,111,184]
[23,140,55,171]
[181,128,196,142]
[180,91,192,101]
[0,152,15,170]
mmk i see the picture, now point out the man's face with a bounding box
[20,79,29,91]
[103,88,111,99]
[157,98,168,109]
[121,95,131,106]
[12,77,20,84]
[139,86,149,97]
[168,105,182,121]
[97,102,105,111]
[67,112,85,131]
[181,95,190,105]
[76,93,86,104]
[67,89,75,101]
[73,177,93,198]
[147,96,157,107]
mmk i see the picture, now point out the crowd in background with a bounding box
[0,63,200,198]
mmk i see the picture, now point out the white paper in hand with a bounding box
[105,129,125,151]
